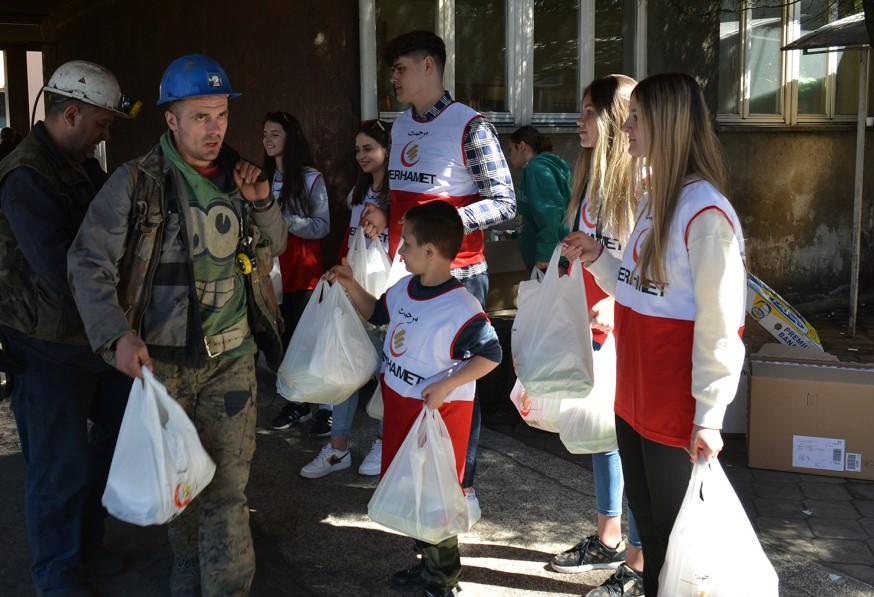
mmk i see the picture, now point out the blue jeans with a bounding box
[331,389,382,438]
[458,272,488,489]
[8,336,129,595]
[592,450,642,548]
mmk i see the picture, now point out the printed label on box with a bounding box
[846,452,863,472]
[792,435,845,472]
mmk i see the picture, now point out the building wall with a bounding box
[42,0,361,263]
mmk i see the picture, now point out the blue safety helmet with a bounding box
[157,54,241,106]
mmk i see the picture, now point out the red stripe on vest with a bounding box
[613,303,696,449]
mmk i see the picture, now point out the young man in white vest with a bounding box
[330,200,502,597]
[360,29,516,540]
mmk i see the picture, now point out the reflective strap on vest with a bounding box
[203,317,250,358]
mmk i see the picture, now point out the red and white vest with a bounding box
[388,103,483,268]
[612,180,745,448]
[381,276,483,403]
[277,169,324,293]
[577,191,627,345]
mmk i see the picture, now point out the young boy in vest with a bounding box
[360,30,516,515]
[327,200,502,597]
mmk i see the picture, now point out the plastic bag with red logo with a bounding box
[509,378,571,433]
[368,406,468,543]
[511,247,594,400]
[102,367,216,526]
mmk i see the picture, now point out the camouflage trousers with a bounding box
[153,353,258,597]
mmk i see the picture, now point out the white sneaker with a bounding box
[300,444,351,479]
[358,438,382,476]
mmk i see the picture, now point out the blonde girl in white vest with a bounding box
[549,74,646,597]
[562,73,746,596]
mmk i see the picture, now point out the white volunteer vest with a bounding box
[577,189,625,260]
[615,179,745,322]
[388,102,480,197]
[381,275,483,402]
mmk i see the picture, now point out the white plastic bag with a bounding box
[511,247,594,400]
[365,383,383,420]
[385,239,410,289]
[103,368,216,526]
[559,335,619,453]
[277,279,380,405]
[368,407,468,544]
[347,226,392,297]
[659,459,779,596]
[509,378,571,433]
[269,256,283,305]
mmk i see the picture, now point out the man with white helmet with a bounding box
[68,54,286,597]
[0,60,139,597]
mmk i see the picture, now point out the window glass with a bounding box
[718,1,741,115]
[797,0,829,115]
[376,0,436,112]
[594,0,636,80]
[533,0,578,113]
[747,5,783,114]
[455,0,507,112]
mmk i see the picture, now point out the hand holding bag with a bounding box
[659,458,779,596]
[368,406,468,544]
[511,247,594,400]
[347,225,392,297]
[102,368,216,526]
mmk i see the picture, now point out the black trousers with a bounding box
[615,415,692,596]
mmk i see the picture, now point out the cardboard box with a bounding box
[748,344,874,480]
[746,274,823,350]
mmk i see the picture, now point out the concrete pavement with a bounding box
[0,365,872,596]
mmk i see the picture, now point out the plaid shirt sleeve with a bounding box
[460,116,516,234]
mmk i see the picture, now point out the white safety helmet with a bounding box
[42,60,141,118]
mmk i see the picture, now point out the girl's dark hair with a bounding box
[510,125,553,153]
[262,111,316,216]
[352,119,391,206]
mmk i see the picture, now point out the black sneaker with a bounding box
[271,402,312,430]
[550,535,626,573]
[308,408,333,437]
[585,563,644,596]
[390,560,426,592]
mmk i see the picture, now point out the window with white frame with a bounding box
[718,0,862,125]
[360,0,647,126]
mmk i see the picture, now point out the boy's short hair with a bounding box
[383,30,446,74]
[404,200,463,261]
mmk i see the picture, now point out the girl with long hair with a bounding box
[549,75,645,597]
[299,119,391,479]
[507,126,571,272]
[563,73,747,596]
[263,111,333,436]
